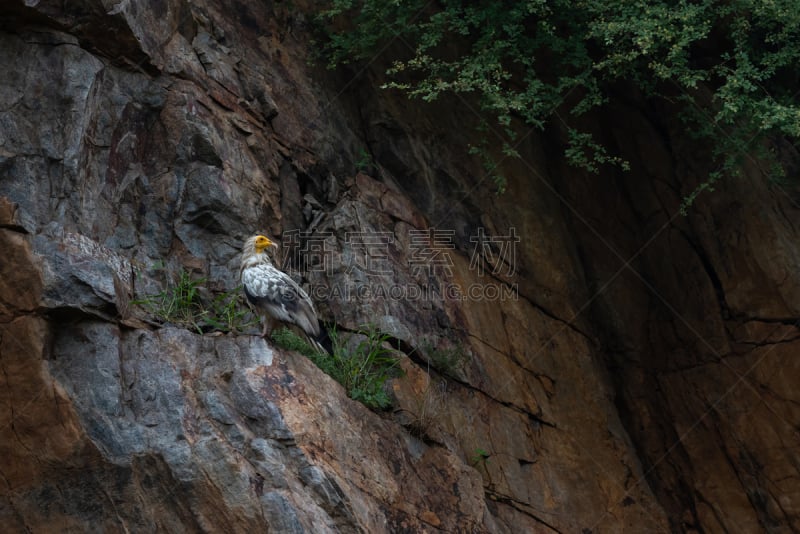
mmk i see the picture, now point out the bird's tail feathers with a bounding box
[311,324,333,355]
[307,335,330,356]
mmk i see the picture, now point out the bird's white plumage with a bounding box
[240,235,321,339]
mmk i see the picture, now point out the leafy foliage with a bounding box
[271,325,403,410]
[318,0,800,207]
[134,269,257,334]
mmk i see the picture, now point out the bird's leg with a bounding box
[261,317,276,338]
[261,319,269,338]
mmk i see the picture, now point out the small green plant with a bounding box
[332,326,403,409]
[205,289,259,334]
[471,447,491,467]
[470,446,495,486]
[134,269,256,334]
[134,269,207,333]
[355,147,374,172]
[272,325,403,410]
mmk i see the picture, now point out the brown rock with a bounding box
[355,172,428,228]
[0,197,17,227]
[0,230,41,319]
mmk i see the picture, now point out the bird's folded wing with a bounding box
[242,264,320,336]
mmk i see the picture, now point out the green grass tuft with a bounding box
[133,269,256,334]
[271,327,320,358]
[271,325,403,410]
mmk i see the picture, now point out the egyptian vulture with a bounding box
[240,234,326,352]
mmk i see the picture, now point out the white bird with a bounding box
[240,234,326,352]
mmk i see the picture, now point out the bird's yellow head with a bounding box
[253,234,277,253]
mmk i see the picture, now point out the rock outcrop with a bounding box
[1,1,798,532]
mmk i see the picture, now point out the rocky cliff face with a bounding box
[1,1,799,532]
